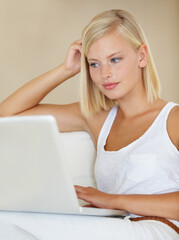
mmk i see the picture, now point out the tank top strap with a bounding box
[153,102,178,129]
[97,105,118,151]
[157,102,178,137]
[160,102,178,121]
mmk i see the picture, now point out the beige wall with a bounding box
[0,0,179,104]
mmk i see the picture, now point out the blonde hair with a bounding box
[80,9,161,117]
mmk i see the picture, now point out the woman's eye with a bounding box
[89,62,99,68]
[111,58,121,63]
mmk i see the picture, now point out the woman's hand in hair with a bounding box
[63,40,82,77]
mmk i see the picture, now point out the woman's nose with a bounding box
[101,65,112,79]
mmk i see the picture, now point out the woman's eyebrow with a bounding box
[108,51,122,58]
[87,51,122,62]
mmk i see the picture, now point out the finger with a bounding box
[83,204,98,208]
[71,39,82,47]
[74,185,86,192]
[70,42,82,54]
[76,39,82,45]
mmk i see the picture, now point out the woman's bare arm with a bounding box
[117,191,179,220]
[75,186,179,221]
[0,40,89,133]
[0,64,74,117]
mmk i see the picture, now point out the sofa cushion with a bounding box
[60,131,97,188]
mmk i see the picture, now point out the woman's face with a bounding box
[87,32,146,102]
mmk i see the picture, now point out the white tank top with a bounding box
[94,102,179,225]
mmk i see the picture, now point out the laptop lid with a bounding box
[0,115,128,217]
[0,115,80,214]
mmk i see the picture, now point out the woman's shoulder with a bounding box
[167,103,179,150]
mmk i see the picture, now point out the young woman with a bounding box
[0,9,178,238]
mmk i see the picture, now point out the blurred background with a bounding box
[0,0,178,104]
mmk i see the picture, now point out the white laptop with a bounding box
[0,115,128,217]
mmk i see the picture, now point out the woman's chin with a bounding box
[104,93,121,101]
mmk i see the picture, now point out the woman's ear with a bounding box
[138,44,148,68]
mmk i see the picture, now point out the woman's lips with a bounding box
[103,82,119,90]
